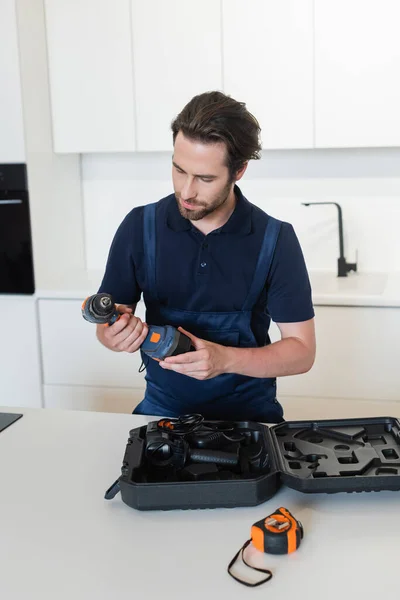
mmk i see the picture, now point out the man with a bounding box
[96,91,315,423]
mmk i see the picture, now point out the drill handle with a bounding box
[189,448,239,466]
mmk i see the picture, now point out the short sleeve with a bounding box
[97,209,141,305]
[266,222,314,323]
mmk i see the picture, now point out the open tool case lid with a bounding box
[113,416,400,511]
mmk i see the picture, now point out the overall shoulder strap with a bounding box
[242,216,282,311]
[143,202,158,300]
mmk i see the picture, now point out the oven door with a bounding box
[0,191,35,294]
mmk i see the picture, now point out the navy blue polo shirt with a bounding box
[98,186,314,345]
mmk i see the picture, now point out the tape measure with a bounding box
[228,507,304,587]
[252,507,303,555]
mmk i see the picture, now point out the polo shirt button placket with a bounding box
[198,240,209,274]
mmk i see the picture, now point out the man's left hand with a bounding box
[159,327,230,380]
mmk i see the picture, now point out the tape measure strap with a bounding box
[227,539,273,588]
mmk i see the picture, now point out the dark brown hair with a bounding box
[171,91,261,180]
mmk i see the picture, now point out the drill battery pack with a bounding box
[140,325,193,360]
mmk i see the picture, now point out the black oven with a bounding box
[0,164,34,294]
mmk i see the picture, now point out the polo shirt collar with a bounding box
[166,185,252,235]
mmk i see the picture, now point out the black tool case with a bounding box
[111,416,400,511]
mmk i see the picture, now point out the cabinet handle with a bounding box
[0,199,22,205]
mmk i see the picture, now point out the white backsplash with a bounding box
[82,150,400,274]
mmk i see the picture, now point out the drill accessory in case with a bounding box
[144,418,240,469]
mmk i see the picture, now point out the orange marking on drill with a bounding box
[150,332,161,343]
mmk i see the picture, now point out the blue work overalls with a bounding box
[133,202,284,423]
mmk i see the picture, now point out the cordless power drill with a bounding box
[82,293,193,361]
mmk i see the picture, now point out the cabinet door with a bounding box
[38,299,146,388]
[0,297,41,408]
[315,0,400,147]
[44,0,135,152]
[131,0,222,151]
[0,0,25,162]
[270,307,400,402]
[223,0,314,149]
[43,385,144,413]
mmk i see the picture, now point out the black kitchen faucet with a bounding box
[302,202,357,277]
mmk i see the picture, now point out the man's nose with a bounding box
[180,177,197,200]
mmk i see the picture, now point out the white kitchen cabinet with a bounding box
[270,306,400,402]
[44,0,135,153]
[222,0,314,150]
[39,298,400,412]
[42,0,400,154]
[315,0,400,148]
[43,385,143,413]
[131,0,222,151]
[0,0,25,162]
[38,299,146,389]
[0,297,41,407]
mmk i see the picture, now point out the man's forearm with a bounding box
[224,337,315,379]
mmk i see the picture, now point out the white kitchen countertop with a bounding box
[1,398,400,599]
[34,268,400,307]
[308,269,400,307]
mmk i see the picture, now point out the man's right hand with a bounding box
[96,304,149,353]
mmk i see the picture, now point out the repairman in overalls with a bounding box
[96,91,316,423]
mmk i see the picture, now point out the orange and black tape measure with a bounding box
[252,507,303,555]
[228,507,304,587]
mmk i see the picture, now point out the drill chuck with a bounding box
[81,293,120,325]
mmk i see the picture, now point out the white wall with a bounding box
[0,0,25,162]
[82,149,400,275]
[16,0,85,290]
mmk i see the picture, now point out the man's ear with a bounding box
[235,162,248,182]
